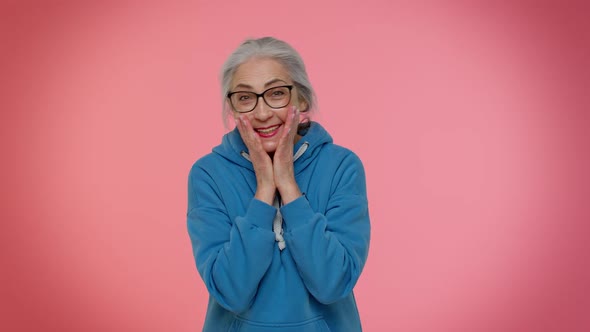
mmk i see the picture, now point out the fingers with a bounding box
[280,106,300,141]
[235,115,247,138]
[237,115,260,148]
[236,115,251,137]
[274,106,299,165]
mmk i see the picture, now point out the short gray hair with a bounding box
[220,37,317,127]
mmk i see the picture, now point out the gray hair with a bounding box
[220,37,317,128]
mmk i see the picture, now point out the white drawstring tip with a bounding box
[275,233,285,250]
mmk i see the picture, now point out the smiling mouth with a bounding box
[255,125,280,135]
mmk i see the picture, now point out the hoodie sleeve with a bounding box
[187,164,276,313]
[280,152,371,304]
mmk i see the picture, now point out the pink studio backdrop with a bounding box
[1,1,589,331]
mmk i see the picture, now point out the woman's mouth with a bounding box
[255,125,280,138]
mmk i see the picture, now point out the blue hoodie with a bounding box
[187,122,371,331]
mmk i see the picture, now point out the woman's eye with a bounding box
[271,90,284,96]
[238,95,251,101]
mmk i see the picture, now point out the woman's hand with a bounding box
[236,106,302,205]
[273,106,302,204]
[236,115,275,205]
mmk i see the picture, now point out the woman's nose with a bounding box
[253,96,273,120]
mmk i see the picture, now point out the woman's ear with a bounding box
[298,99,309,112]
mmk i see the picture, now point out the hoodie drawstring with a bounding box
[272,194,286,250]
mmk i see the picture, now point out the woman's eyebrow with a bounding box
[233,79,288,91]
[233,83,253,90]
[264,78,288,87]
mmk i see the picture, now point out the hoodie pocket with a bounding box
[229,316,331,332]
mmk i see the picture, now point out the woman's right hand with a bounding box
[236,115,276,205]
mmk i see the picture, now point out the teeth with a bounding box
[257,126,279,134]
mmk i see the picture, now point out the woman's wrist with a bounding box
[277,181,301,205]
[255,184,276,205]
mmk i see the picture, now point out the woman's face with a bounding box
[230,57,308,154]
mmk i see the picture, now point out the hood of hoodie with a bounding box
[212,121,333,174]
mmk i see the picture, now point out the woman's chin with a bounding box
[262,142,278,155]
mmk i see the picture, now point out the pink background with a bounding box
[1,1,589,331]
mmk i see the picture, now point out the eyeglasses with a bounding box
[227,85,293,113]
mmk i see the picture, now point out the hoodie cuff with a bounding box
[280,195,315,230]
[244,198,277,230]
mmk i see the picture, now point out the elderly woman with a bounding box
[187,37,371,331]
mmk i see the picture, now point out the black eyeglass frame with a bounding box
[227,85,294,113]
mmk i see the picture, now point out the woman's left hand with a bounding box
[273,106,302,204]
